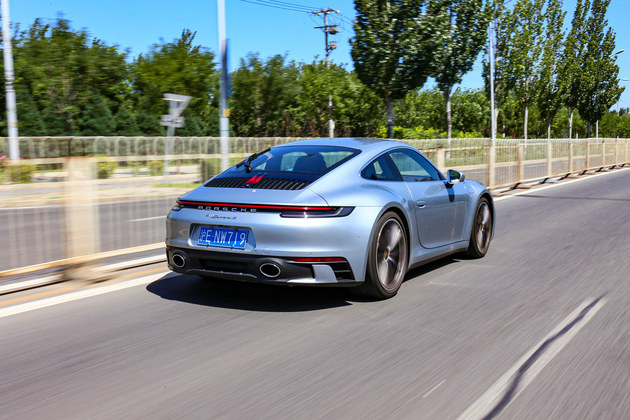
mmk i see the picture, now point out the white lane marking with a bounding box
[0,276,59,293]
[0,272,167,319]
[494,166,630,202]
[98,255,165,271]
[0,205,63,211]
[422,379,446,399]
[457,298,607,420]
[129,216,165,222]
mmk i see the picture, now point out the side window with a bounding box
[389,149,441,182]
[361,155,400,181]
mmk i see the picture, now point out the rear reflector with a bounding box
[291,257,347,263]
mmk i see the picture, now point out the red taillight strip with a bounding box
[177,200,334,212]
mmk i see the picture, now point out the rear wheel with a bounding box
[357,212,408,299]
[465,197,492,258]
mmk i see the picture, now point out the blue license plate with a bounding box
[197,226,248,249]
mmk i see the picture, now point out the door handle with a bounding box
[416,201,427,208]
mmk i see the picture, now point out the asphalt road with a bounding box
[1,168,629,419]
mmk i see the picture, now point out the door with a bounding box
[388,149,466,248]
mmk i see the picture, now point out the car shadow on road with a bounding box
[147,257,463,311]
[403,256,461,281]
[146,274,354,312]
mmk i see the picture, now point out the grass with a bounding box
[151,182,202,189]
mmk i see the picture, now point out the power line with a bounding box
[337,13,355,26]
[329,14,354,33]
[240,0,316,13]
[265,0,318,9]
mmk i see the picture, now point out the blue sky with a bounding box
[7,0,630,108]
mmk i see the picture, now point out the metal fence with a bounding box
[1,136,629,273]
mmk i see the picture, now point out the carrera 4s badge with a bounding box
[206,214,237,220]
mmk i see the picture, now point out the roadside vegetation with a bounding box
[1,0,626,141]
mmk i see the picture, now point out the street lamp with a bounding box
[618,78,629,114]
[2,0,19,160]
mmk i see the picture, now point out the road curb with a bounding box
[0,253,166,295]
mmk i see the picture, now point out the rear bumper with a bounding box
[166,247,359,286]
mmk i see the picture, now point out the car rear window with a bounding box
[250,145,359,174]
[203,145,361,190]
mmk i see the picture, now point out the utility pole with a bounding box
[218,0,230,170]
[312,7,339,138]
[2,0,19,160]
[488,21,496,148]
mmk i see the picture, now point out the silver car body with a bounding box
[165,138,494,286]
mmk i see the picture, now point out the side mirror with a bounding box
[446,169,465,186]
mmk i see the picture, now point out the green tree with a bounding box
[177,109,205,136]
[575,0,624,137]
[13,18,128,135]
[293,61,383,137]
[135,108,164,136]
[230,53,300,136]
[563,0,591,138]
[131,30,218,134]
[451,88,490,135]
[351,0,450,138]
[114,105,140,136]
[340,72,385,137]
[395,88,445,131]
[16,86,47,136]
[434,0,490,140]
[483,2,516,135]
[509,0,545,139]
[536,0,567,139]
[79,94,115,135]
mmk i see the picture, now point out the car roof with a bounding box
[273,137,412,154]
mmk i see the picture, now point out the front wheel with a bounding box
[465,197,493,258]
[357,211,408,299]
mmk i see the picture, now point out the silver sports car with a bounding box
[165,138,494,299]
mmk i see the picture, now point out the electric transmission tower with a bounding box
[312,7,339,138]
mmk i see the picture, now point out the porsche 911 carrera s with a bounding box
[165,138,494,299]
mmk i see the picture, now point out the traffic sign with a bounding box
[161,115,185,128]
[163,93,191,118]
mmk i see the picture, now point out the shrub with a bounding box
[149,160,164,176]
[7,164,38,184]
[96,161,117,179]
[199,157,242,182]
[377,126,482,140]
[200,159,221,182]
[131,162,142,177]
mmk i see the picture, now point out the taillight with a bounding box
[280,207,354,218]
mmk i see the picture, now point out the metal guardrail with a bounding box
[0,136,629,273]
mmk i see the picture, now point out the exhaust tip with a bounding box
[259,262,282,279]
[171,252,187,269]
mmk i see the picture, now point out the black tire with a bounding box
[465,197,493,258]
[356,211,408,299]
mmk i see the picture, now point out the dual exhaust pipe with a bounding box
[170,251,283,279]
